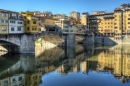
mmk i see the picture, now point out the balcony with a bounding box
[9,16,17,19]
[31,17,38,20]
[104,15,114,18]
[104,30,113,33]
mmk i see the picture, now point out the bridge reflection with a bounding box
[1,44,130,85]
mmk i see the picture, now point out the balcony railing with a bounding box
[104,15,114,18]
[9,16,17,19]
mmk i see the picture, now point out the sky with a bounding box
[0,0,130,16]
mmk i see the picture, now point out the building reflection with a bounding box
[38,44,130,83]
[1,43,129,85]
[82,45,130,83]
[0,73,42,86]
[0,54,42,86]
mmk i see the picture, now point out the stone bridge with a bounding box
[0,54,35,79]
[0,31,94,53]
[0,32,46,53]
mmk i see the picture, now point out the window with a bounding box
[2,13,6,17]
[12,13,16,16]
[18,15,22,19]
[10,21,15,23]
[12,78,16,82]
[18,22,23,24]
[70,30,73,32]
[27,27,29,31]
[27,21,30,24]
[128,18,130,20]
[32,28,36,30]
[4,80,8,84]
[19,76,22,81]
[128,22,130,24]
[5,20,8,23]
[2,26,7,31]
[17,27,21,31]
[32,28,34,30]
[33,21,36,24]
[11,27,14,31]
[1,19,4,23]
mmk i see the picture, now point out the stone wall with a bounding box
[94,36,130,45]
[83,36,94,44]
[0,34,35,53]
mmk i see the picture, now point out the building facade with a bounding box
[70,11,80,22]
[55,19,70,33]
[81,12,89,26]
[21,11,38,33]
[53,14,66,19]
[8,11,24,34]
[34,11,52,17]
[82,4,130,36]
[0,10,9,34]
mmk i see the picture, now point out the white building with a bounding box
[55,19,70,33]
[10,74,24,86]
[8,12,24,34]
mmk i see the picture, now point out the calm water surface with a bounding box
[0,44,130,86]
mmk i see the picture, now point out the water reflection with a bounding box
[37,44,130,86]
[0,54,42,86]
[1,44,130,86]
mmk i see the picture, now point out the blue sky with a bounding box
[0,0,130,16]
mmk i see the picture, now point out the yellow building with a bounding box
[81,12,88,26]
[87,12,115,35]
[0,10,9,34]
[82,4,130,36]
[81,61,87,73]
[21,11,38,33]
[36,16,58,31]
[44,18,57,26]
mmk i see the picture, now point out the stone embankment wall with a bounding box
[94,36,130,45]
[35,35,64,50]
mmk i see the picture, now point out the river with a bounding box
[0,44,130,86]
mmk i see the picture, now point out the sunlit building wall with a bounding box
[21,11,38,33]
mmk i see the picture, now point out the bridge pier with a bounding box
[19,34,35,53]
[0,34,35,53]
[83,35,94,44]
[65,46,75,58]
[65,33,75,46]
